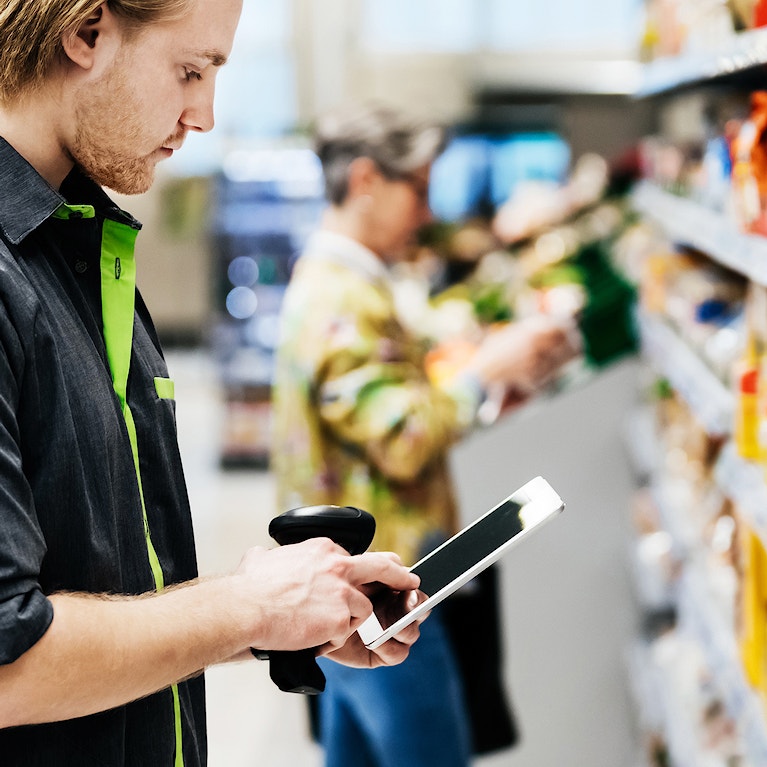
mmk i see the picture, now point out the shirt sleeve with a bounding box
[315,309,482,484]
[0,299,53,665]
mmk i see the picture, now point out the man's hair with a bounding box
[0,0,191,103]
[313,101,447,205]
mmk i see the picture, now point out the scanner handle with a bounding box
[256,505,376,694]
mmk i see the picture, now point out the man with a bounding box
[0,3,420,766]
[271,102,580,767]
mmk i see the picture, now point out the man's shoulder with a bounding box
[0,236,45,328]
[0,236,28,281]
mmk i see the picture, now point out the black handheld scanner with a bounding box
[255,505,376,694]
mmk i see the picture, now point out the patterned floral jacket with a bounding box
[271,231,481,565]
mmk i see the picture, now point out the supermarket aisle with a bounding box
[169,349,641,767]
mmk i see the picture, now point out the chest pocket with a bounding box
[154,377,175,400]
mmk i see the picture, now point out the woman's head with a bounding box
[314,101,447,206]
[314,102,446,260]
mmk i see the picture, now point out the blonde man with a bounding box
[0,5,420,765]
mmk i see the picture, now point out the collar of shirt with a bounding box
[302,230,392,291]
[0,136,141,246]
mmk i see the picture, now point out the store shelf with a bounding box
[677,567,767,765]
[628,642,699,767]
[637,311,734,436]
[637,27,767,96]
[633,181,767,286]
[474,56,641,96]
[624,407,660,482]
[631,26,767,764]
[715,441,767,550]
[652,478,704,556]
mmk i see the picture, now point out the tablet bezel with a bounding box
[357,476,564,649]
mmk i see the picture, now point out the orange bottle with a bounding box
[735,338,760,461]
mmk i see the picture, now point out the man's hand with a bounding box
[236,540,420,654]
[319,620,421,668]
[319,587,428,668]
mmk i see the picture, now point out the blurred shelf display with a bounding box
[624,405,661,483]
[633,181,767,287]
[628,18,767,744]
[210,144,325,468]
[628,632,755,767]
[628,640,695,767]
[623,382,767,764]
[475,29,767,99]
[474,56,642,97]
[678,567,767,765]
[637,26,767,96]
[637,311,734,437]
[209,131,641,467]
[714,442,767,550]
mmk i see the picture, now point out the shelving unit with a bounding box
[678,567,767,765]
[628,640,699,767]
[636,27,767,96]
[633,182,767,286]
[714,442,767,549]
[210,146,325,468]
[629,26,767,764]
[636,310,734,437]
[624,399,767,764]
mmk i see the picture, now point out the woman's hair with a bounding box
[313,101,447,205]
[0,0,191,103]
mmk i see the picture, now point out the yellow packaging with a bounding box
[739,524,767,694]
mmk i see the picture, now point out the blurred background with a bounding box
[130,1,767,765]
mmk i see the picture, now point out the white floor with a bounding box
[169,349,643,767]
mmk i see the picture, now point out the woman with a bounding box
[271,101,579,767]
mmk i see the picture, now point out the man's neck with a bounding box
[0,92,75,190]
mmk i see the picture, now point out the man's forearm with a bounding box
[0,577,254,728]
[0,540,422,729]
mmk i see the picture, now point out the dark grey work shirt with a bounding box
[0,138,207,765]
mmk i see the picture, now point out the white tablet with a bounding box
[357,476,565,650]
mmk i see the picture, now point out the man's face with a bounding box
[70,0,242,194]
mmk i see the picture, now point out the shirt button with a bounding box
[75,260,88,274]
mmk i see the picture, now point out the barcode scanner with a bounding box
[254,505,376,694]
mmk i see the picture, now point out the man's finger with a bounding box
[347,552,420,591]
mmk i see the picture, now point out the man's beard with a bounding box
[71,136,156,195]
[69,63,170,195]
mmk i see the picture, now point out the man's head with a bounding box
[0,0,242,194]
[314,102,446,261]
[0,1,189,104]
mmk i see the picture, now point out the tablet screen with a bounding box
[413,498,523,597]
[365,498,525,638]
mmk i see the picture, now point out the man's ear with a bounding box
[61,3,116,71]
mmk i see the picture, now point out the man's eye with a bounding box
[183,68,202,82]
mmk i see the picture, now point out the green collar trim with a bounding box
[52,203,96,220]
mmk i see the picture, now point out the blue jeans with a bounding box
[317,610,471,767]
